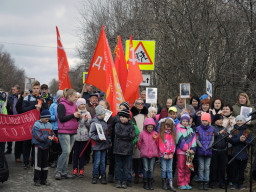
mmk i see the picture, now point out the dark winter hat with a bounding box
[214,114,224,122]
[40,84,48,90]
[180,112,190,122]
[89,93,98,98]
[120,101,130,110]
[118,109,130,118]
[40,109,51,119]
[95,105,106,116]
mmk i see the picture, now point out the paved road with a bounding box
[0,154,250,192]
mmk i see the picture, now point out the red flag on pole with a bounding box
[124,35,143,105]
[114,36,127,94]
[85,26,124,115]
[56,26,72,90]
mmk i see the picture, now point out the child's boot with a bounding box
[162,178,168,190]
[198,182,204,190]
[101,175,107,184]
[79,169,84,177]
[204,182,209,190]
[92,175,98,184]
[143,178,149,190]
[169,179,176,192]
[73,168,78,176]
[115,180,121,188]
[148,178,154,190]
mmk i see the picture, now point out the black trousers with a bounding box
[14,141,23,159]
[23,140,33,165]
[34,147,48,182]
[232,159,248,186]
[210,150,227,185]
[108,145,115,176]
[6,142,12,152]
[48,130,61,164]
[73,141,89,170]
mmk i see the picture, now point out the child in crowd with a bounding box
[229,115,252,190]
[108,101,130,183]
[89,105,110,184]
[148,107,159,127]
[32,110,58,186]
[159,118,176,191]
[138,118,159,190]
[209,114,229,189]
[176,113,196,190]
[22,80,42,169]
[73,98,91,177]
[113,109,135,189]
[168,107,180,126]
[196,113,214,190]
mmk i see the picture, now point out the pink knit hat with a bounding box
[201,113,211,123]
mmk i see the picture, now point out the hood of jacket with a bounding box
[143,118,156,130]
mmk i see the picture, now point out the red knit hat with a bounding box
[201,113,211,123]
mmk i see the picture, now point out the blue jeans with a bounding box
[93,150,106,176]
[127,155,133,183]
[56,134,75,174]
[198,156,211,182]
[142,157,155,178]
[161,157,173,179]
[115,154,131,182]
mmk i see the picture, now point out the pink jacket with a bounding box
[158,130,176,157]
[138,118,159,158]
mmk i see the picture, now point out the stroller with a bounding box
[0,147,9,183]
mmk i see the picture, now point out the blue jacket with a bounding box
[229,124,252,160]
[32,120,56,149]
[49,96,58,130]
[196,125,214,156]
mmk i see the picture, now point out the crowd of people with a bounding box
[1,82,256,191]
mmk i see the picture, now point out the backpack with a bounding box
[0,148,9,183]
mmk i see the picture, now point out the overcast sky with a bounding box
[0,0,83,86]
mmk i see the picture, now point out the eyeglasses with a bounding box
[136,103,144,105]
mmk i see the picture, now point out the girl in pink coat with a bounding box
[158,118,176,191]
[138,118,159,190]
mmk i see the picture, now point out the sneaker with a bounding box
[24,164,30,169]
[61,173,74,179]
[186,185,192,190]
[121,181,127,189]
[79,169,84,177]
[73,168,78,176]
[179,185,187,190]
[230,184,237,190]
[34,180,41,186]
[115,181,121,188]
[55,172,62,180]
[41,180,50,186]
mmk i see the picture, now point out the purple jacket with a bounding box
[57,98,78,134]
[138,118,159,158]
[196,125,214,156]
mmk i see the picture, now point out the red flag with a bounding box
[124,35,143,105]
[56,26,72,90]
[86,26,124,115]
[114,36,127,94]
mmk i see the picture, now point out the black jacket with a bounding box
[15,96,24,114]
[113,121,135,156]
[212,124,229,150]
[6,94,18,115]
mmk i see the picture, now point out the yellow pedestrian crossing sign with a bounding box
[126,40,155,70]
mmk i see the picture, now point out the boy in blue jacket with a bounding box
[32,109,58,186]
